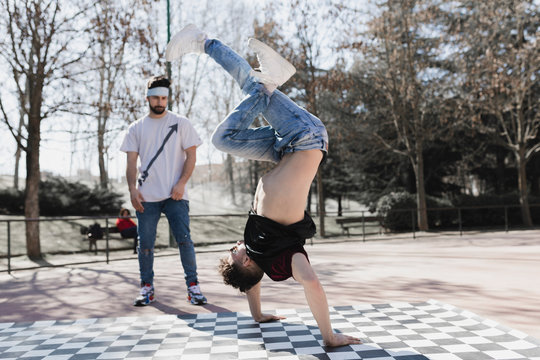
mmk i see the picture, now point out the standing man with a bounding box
[120,75,207,306]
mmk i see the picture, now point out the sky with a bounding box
[0,0,258,182]
[0,0,344,183]
[5,0,533,183]
[0,103,228,181]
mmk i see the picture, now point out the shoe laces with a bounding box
[250,69,278,85]
[187,30,206,51]
[256,55,273,76]
[140,284,153,296]
[188,283,202,295]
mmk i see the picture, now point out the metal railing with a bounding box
[1,204,538,273]
[331,203,540,239]
[0,213,248,273]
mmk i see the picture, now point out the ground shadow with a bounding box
[152,301,231,316]
[152,301,192,316]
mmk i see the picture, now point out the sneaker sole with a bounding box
[249,70,277,85]
[133,297,156,307]
[247,38,296,85]
[166,24,205,61]
[189,299,207,305]
[188,296,207,306]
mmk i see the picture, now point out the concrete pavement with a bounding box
[1,230,539,341]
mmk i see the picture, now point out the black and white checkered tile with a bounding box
[1,300,539,359]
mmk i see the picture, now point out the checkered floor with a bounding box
[1,300,539,360]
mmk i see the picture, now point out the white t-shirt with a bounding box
[120,112,202,202]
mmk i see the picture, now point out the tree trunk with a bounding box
[13,107,26,190]
[495,147,506,193]
[415,171,429,231]
[516,149,533,226]
[97,121,108,189]
[97,55,108,189]
[25,106,41,259]
[14,142,21,190]
[225,153,236,204]
[307,187,312,214]
[532,156,540,197]
[317,169,325,237]
[412,144,428,231]
[249,160,258,194]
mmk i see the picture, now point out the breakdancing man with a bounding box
[166,25,361,347]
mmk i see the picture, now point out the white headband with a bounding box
[147,87,169,97]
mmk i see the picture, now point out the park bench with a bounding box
[80,225,137,254]
[335,215,384,237]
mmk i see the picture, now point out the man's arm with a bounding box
[291,253,361,347]
[171,145,197,200]
[245,281,286,323]
[126,152,145,212]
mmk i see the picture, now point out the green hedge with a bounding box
[375,192,454,231]
[0,187,24,214]
[374,192,540,231]
[453,194,540,227]
[375,192,417,231]
[0,177,123,216]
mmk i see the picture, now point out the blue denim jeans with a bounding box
[136,199,198,288]
[206,39,328,163]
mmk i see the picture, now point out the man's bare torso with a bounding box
[253,149,323,225]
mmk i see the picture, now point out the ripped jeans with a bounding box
[206,39,328,163]
[136,199,198,287]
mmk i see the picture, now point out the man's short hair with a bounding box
[147,75,170,89]
[218,257,264,293]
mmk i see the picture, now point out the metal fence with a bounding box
[332,203,540,239]
[0,213,249,273]
[1,204,539,273]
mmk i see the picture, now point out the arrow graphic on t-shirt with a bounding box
[138,123,178,186]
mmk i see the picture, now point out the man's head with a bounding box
[218,240,263,293]
[146,75,170,117]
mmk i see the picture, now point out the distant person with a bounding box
[116,208,138,254]
[166,25,360,346]
[119,75,207,306]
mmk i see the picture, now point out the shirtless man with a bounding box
[166,24,361,347]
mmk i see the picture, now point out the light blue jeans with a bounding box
[136,199,198,288]
[207,39,328,163]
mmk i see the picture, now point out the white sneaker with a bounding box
[187,282,207,305]
[133,283,155,306]
[248,38,296,89]
[166,24,207,61]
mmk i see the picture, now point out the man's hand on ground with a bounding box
[254,313,286,323]
[323,333,362,347]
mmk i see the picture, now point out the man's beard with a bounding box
[149,104,166,115]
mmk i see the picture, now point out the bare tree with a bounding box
[168,0,213,118]
[60,0,159,186]
[0,75,28,190]
[0,0,88,259]
[167,0,255,204]
[255,0,334,235]
[338,0,458,231]
[0,5,34,191]
[452,0,540,226]
[83,0,153,189]
[290,0,330,235]
[212,2,253,205]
